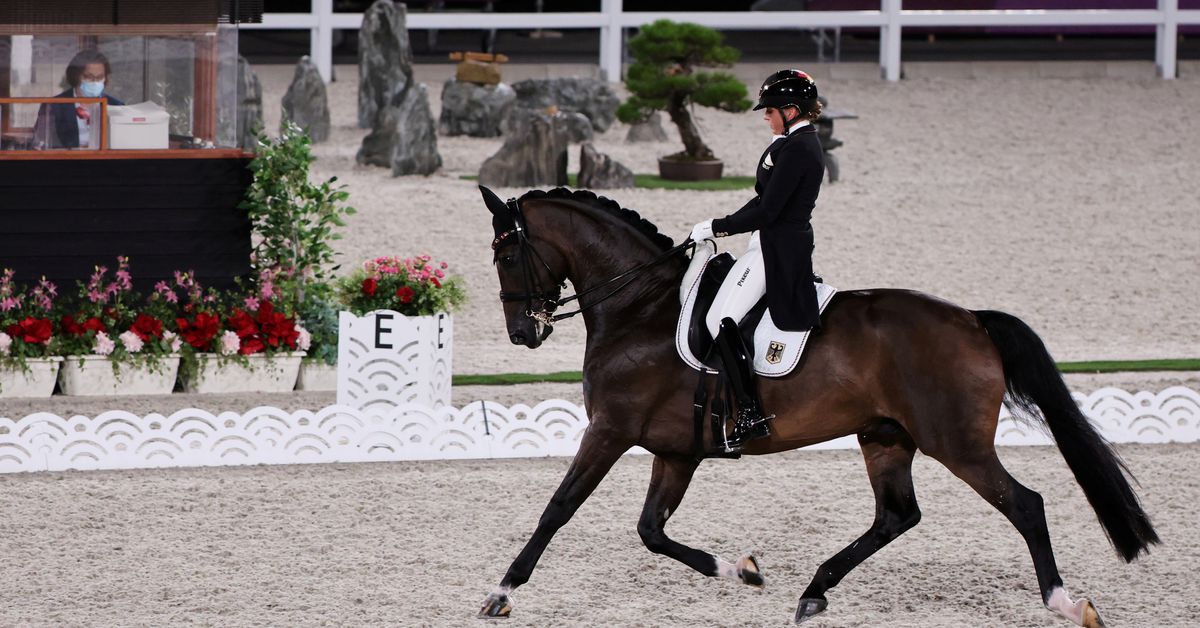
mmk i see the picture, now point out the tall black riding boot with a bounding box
[714,317,773,452]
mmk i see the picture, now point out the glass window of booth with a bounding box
[0,26,239,152]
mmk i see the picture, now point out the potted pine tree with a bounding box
[616,20,752,181]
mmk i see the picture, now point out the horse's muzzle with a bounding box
[509,330,542,349]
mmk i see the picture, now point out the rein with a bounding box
[493,197,694,338]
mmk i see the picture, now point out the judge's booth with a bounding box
[0,1,264,291]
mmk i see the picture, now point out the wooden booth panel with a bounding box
[0,157,252,292]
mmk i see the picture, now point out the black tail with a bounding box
[975,309,1160,562]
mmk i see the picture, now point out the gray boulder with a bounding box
[236,56,264,151]
[625,111,669,143]
[578,143,634,189]
[478,111,568,188]
[439,78,515,137]
[281,56,330,142]
[358,0,413,128]
[510,78,620,132]
[502,107,592,145]
[357,84,442,176]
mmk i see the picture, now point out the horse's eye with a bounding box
[499,254,517,268]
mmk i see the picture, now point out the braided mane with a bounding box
[519,188,676,252]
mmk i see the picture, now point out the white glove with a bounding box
[689,219,715,242]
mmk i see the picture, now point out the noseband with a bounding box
[492,197,694,341]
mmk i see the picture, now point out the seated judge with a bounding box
[33,49,124,149]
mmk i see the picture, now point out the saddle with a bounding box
[675,241,837,378]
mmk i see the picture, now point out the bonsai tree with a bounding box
[616,20,752,163]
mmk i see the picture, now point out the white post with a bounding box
[880,0,902,81]
[313,0,335,82]
[1157,0,1179,79]
[599,0,624,83]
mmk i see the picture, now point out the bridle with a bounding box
[492,196,694,341]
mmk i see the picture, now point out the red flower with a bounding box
[239,336,265,355]
[176,312,220,349]
[82,317,106,334]
[130,313,164,341]
[227,308,259,339]
[256,301,299,349]
[396,285,415,304]
[430,277,441,288]
[362,278,378,296]
[6,317,53,345]
[60,314,85,336]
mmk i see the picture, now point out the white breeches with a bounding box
[706,232,766,338]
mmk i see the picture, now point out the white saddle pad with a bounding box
[675,242,837,378]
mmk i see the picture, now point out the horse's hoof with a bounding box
[478,591,512,619]
[794,597,828,624]
[1081,599,1107,628]
[736,555,765,588]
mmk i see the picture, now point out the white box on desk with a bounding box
[107,101,169,150]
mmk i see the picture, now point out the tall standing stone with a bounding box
[281,56,330,142]
[478,110,568,188]
[625,111,669,143]
[358,0,413,129]
[358,84,443,176]
[236,56,264,151]
[578,143,634,189]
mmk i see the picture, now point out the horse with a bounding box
[475,186,1158,626]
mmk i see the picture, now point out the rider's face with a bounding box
[762,107,796,135]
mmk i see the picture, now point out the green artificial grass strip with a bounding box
[1056,358,1200,373]
[460,173,755,191]
[453,360,1200,386]
[453,371,584,386]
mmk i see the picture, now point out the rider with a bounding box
[689,69,826,451]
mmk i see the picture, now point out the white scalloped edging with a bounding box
[0,387,1196,473]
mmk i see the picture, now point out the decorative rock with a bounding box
[478,110,568,188]
[578,143,635,189]
[357,84,442,176]
[236,56,264,151]
[439,78,516,137]
[358,0,413,128]
[502,106,592,144]
[510,77,620,132]
[625,111,669,143]
[281,56,330,142]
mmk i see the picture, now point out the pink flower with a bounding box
[219,330,241,356]
[259,281,276,299]
[93,332,115,356]
[435,269,445,279]
[0,332,11,356]
[244,296,261,310]
[119,330,144,353]
[296,326,312,351]
[0,296,20,312]
[440,262,448,269]
[163,330,182,353]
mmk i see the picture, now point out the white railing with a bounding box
[238,1,1199,83]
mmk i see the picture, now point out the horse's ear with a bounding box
[479,185,508,216]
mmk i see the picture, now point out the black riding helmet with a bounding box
[753,69,818,112]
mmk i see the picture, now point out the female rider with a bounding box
[688,69,825,451]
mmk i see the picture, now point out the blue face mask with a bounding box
[79,80,104,98]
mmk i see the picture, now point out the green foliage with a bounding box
[298,284,339,366]
[617,20,752,125]
[240,122,356,315]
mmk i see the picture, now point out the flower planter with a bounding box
[58,354,181,396]
[0,357,63,398]
[182,352,305,394]
[658,157,723,181]
[295,360,337,391]
[337,311,452,413]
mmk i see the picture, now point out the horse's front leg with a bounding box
[479,429,631,618]
[637,455,765,587]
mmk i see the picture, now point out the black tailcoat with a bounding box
[712,125,824,331]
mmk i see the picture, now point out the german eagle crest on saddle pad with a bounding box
[675,241,837,377]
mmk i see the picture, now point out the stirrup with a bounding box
[724,410,774,452]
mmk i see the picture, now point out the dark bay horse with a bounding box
[476,186,1158,626]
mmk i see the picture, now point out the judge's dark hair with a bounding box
[65,50,111,88]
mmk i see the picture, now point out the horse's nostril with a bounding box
[509,332,526,345]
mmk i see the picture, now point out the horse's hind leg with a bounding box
[478,432,630,618]
[939,449,1106,628]
[637,455,763,585]
[795,420,920,623]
